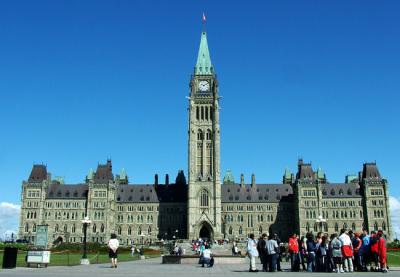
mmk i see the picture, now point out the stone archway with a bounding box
[199,221,213,241]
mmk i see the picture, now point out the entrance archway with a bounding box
[199,221,213,241]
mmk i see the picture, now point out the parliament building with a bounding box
[18,30,392,246]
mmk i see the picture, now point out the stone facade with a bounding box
[18,30,392,246]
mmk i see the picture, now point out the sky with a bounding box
[0,0,399,237]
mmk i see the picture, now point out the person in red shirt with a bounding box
[370,231,380,271]
[377,230,388,273]
[288,233,300,271]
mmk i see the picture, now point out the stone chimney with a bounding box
[251,174,256,187]
[240,174,245,188]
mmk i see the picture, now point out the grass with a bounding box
[0,250,160,267]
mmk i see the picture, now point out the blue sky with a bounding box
[0,0,399,208]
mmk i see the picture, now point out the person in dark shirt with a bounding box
[257,233,268,272]
[306,233,317,272]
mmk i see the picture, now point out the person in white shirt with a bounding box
[247,233,259,272]
[108,234,120,268]
[339,229,353,272]
[201,245,213,267]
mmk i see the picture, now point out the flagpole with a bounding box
[202,12,206,32]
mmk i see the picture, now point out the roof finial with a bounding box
[202,12,206,31]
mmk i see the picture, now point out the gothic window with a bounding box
[382,222,386,231]
[339,189,344,195]
[374,222,378,231]
[64,224,68,233]
[314,223,318,232]
[200,189,209,207]
[343,222,348,230]
[206,129,212,140]
[201,106,204,120]
[25,223,29,232]
[55,224,59,232]
[352,223,356,231]
[197,130,203,140]
[210,107,213,120]
[259,226,263,234]
[118,226,122,235]
[128,226,132,235]
[72,224,76,233]
[148,226,152,235]
[196,106,199,120]
[335,223,339,232]
[306,222,310,232]
[93,224,96,233]
[229,226,233,235]
[239,226,243,235]
[322,189,327,196]
[138,226,142,235]
[205,106,208,120]
[331,189,335,196]
[323,223,328,232]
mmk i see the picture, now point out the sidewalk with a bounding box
[0,257,399,277]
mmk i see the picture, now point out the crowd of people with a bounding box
[247,228,389,273]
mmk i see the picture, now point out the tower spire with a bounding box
[195,28,214,75]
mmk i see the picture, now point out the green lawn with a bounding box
[387,250,400,267]
[0,251,160,267]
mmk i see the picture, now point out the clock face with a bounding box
[198,80,210,92]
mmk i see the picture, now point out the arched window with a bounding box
[92,224,97,233]
[352,223,356,231]
[314,223,318,232]
[198,130,203,140]
[334,223,339,232]
[205,106,208,120]
[32,224,36,232]
[331,189,335,196]
[339,189,344,195]
[323,223,328,232]
[72,224,76,233]
[382,222,386,231]
[306,222,310,232]
[118,226,122,235]
[343,222,348,230]
[138,226,142,235]
[200,189,209,207]
[148,226,152,235]
[239,226,243,235]
[374,222,378,231]
[100,224,105,233]
[25,223,29,232]
[64,224,68,233]
[259,226,263,234]
[201,106,204,120]
[128,226,132,235]
[206,129,212,140]
[196,106,199,120]
[229,226,233,235]
[55,224,59,232]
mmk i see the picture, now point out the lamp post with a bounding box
[80,216,92,265]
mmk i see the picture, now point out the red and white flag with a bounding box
[202,12,206,23]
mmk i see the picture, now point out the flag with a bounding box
[202,12,206,23]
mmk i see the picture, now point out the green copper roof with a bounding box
[284,168,292,179]
[345,174,358,183]
[317,166,325,179]
[87,168,94,180]
[195,32,214,75]
[223,170,235,184]
[120,168,127,180]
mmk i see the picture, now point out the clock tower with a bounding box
[187,31,222,240]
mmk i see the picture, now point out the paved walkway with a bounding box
[0,258,399,277]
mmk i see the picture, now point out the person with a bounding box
[108,233,119,268]
[330,233,344,273]
[131,243,136,257]
[306,232,316,272]
[360,228,371,271]
[266,234,279,272]
[275,234,283,271]
[247,233,259,272]
[257,233,268,272]
[370,231,380,271]
[288,233,299,272]
[316,235,328,272]
[377,230,388,273]
[339,229,353,272]
[299,235,307,271]
[352,232,363,271]
[201,245,213,267]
